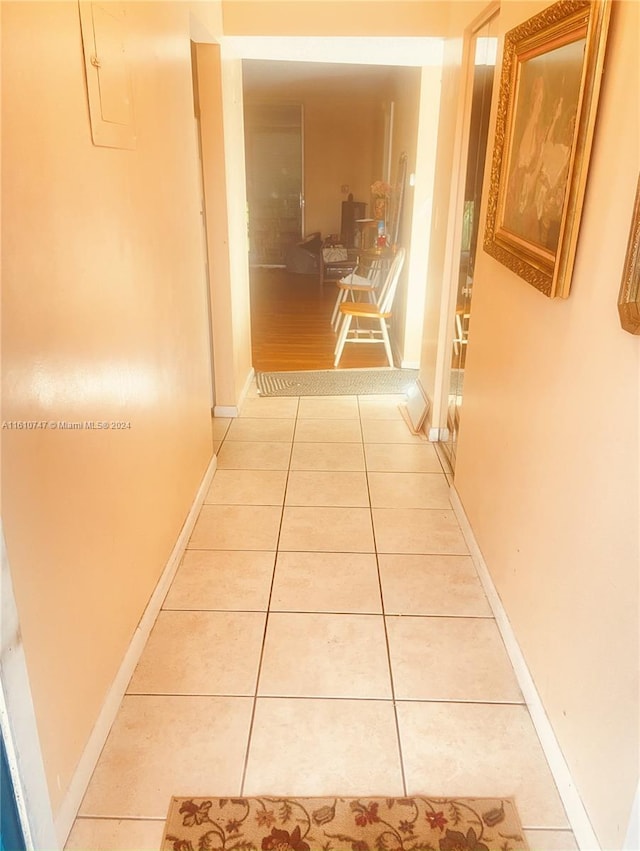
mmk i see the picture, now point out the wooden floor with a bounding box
[250,267,391,372]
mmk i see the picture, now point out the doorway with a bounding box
[244,103,304,267]
[442,9,499,470]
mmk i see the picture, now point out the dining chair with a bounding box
[333,247,406,368]
[329,251,393,331]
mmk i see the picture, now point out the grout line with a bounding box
[362,404,408,798]
[160,608,496,619]
[123,692,528,706]
[239,405,296,795]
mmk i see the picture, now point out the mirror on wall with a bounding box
[442,13,498,471]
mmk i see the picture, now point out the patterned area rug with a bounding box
[256,368,419,397]
[161,795,530,851]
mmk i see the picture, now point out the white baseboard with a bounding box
[428,426,449,441]
[449,486,601,851]
[54,454,218,847]
[623,780,639,851]
[213,368,255,418]
[240,368,256,404]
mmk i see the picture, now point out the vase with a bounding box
[373,197,386,222]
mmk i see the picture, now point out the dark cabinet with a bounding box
[340,200,367,248]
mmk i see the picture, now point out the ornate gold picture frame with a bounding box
[618,175,640,335]
[484,0,611,298]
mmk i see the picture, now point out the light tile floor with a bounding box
[67,390,579,851]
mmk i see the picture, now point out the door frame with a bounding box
[431,2,500,443]
[0,529,58,850]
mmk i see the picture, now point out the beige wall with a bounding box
[452,2,639,848]
[195,42,240,409]
[1,0,218,820]
[219,50,254,403]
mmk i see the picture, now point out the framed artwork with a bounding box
[618,175,640,335]
[484,0,611,298]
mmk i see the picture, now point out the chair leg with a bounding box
[334,315,352,366]
[331,289,348,331]
[380,319,394,367]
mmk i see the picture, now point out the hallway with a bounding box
[66,387,576,851]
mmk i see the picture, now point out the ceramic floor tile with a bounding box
[297,396,360,419]
[368,471,451,509]
[294,418,363,443]
[279,506,374,553]
[258,613,391,698]
[188,505,281,551]
[212,418,231,441]
[285,471,369,507]
[216,441,292,471]
[65,818,164,851]
[358,397,406,421]
[244,698,403,796]
[226,418,295,442]
[240,397,299,418]
[270,552,381,613]
[290,442,365,471]
[365,443,443,473]
[397,702,569,829]
[373,508,469,554]
[378,554,492,616]
[163,550,275,611]
[205,469,287,505]
[79,696,253,818]
[386,616,523,702]
[361,418,427,443]
[127,611,266,696]
[523,830,579,850]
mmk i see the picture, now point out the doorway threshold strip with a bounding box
[161,795,530,851]
[256,367,419,397]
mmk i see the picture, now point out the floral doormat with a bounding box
[161,795,530,851]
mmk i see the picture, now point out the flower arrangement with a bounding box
[370,180,392,198]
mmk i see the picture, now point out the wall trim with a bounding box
[54,454,218,847]
[428,426,449,441]
[214,367,255,418]
[623,780,639,851]
[214,404,240,417]
[449,486,602,851]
